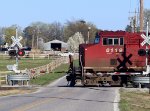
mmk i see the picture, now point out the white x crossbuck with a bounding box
[11,36,23,48]
[141,34,150,46]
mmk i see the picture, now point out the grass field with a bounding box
[30,59,79,86]
[30,63,69,85]
[0,57,52,71]
[119,88,150,111]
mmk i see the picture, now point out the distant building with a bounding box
[43,39,68,51]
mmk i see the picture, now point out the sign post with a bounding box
[146,22,150,94]
[141,22,150,94]
[141,23,150,66]
[10,28,23,70]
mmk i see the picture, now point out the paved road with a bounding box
[0,77,120,111]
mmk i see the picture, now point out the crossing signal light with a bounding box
[8,49,25,56]
[8,50,16,56]
[17,50,25,56]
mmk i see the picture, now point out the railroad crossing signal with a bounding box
[11,36,23,48]
[8,49,25,56]
[8,50,16,56]
[141,34,150,46]
[17,50,25,56]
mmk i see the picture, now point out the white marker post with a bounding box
[146,22,150,94]
[146,22,149,66]
[141,22,150,94]
[141,23,150,66]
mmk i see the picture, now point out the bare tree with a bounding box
[64,19,98,43]
[50,22,64,41]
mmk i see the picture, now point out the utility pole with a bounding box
[140,0,144,32]
[87,27,91,43]
[15,28,19,70]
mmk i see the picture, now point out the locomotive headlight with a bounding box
[138,49,146,56]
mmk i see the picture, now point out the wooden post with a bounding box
[48,54,50,60]
[0,74,1,86]
[5,75,8,85]
[33,53,35,60]
[47,64,49,73]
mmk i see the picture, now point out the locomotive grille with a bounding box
[110,59,117,65]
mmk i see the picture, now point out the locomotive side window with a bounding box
[120,38,124,45]
[94,32,100,44]
[103,37,124,45]
[103,38,107,45]
[94,38,100,44]
[108,38,113,45]
[114,38,119,45]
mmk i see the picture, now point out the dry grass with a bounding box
[120,88,150,111]
[0,87,36,96]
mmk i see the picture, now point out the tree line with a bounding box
[0,9,150,49]
[0,20,98,49]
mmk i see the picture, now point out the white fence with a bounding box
[27,54,78,78]
[27,57,69,78]
[0,53,58,60]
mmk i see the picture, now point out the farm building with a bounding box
[43,39,68,51]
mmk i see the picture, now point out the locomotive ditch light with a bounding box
[18,50,25,56]
[138,49,146,56]
[8,50,16,56]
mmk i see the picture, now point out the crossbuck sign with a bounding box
[11,36,23,48]
[141,34,150,46]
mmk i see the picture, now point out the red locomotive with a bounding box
[66,31,150,87]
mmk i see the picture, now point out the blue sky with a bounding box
[0,0,150,30]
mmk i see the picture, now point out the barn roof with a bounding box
[43,39,68,50]
[45,39,67,44]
